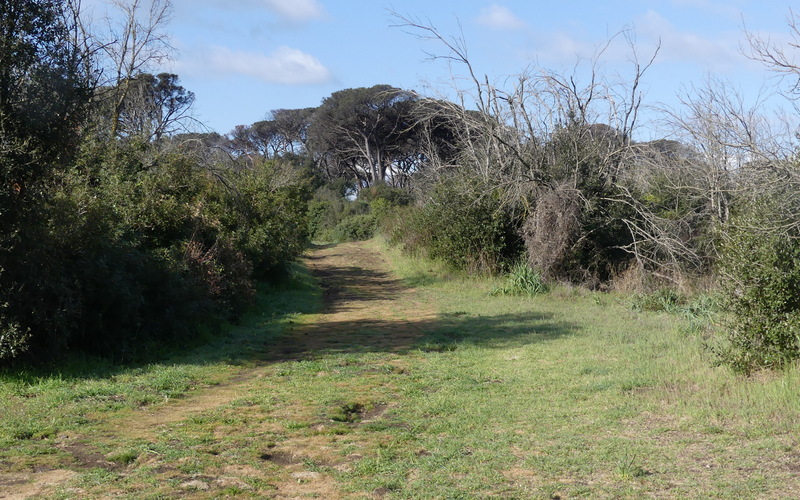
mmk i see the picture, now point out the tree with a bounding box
[307,85,419,187]
[0,0,92,225]
[270,107,315,154]
[0,0,93,360]
[100,0,173,138]
[115,72,194,140]
[228,108,314,161]
[0,0,91,164]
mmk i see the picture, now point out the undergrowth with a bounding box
[490,261,548,296]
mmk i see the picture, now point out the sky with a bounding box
[85,0,800,138]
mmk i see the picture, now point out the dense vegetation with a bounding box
[0,0,311,362]
[5,0,800,374]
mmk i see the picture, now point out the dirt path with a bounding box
[118,242,434,433]
[0,241,435,499]
[293,242,436,354]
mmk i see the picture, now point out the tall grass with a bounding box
[490,260,548,296]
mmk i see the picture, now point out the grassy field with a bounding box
[2,240,800,498]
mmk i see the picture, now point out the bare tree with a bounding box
[101,0,174,138]
[392,11,665,283]
[745,9,800,96]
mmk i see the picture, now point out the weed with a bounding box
[329,402,365,423]
[615,453,649,479]
[491,261,548,296]
[629,288,685,313]
[107,449,139,465]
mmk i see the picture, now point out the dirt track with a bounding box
[0,241,432,499]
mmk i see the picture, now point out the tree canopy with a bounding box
[307,85,420,187]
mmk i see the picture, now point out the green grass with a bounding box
[3,241,800,498]
[0,261,322,463]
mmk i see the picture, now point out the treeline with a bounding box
[227,14,800,374]
[7,1,800,373]
[0,0,310,362]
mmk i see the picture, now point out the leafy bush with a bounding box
[332,214,378,242]
[307,184,368,242]
[0,141,312,363]
[716,201,800,371]
[389,180,522,274]
[359,183,412,207]
[307,182,409,243]
[226,160,311,279]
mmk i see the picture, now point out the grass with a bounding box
[2,240,800,498]
[0,261,322,465]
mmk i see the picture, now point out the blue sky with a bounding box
[87,0,799,137]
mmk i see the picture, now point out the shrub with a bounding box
[359,183,412,207]
[332,214,378,242]
[307,185,368,242]
[0,143,312,363]
[228,160,311,279]
[522,184,635,287]
[183,235,255,319]
[66,242,211,359]
[390,179,522,274]
[307,182,409,243]
[716,199,800,371]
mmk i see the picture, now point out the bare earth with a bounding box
[0,241,433,499]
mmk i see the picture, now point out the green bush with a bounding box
[307,185,368,242]
[0,141,312,363]
[389,180,522,274]
[716,201,800,371]
[226,160,311,279]
[307,182,409,243]
[359,183,412,207]
[332,214,378,242]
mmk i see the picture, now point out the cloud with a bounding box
[477,4,527,31]
[180,46,332,84]
[635,10,744,71]
[178,0,325,22]
[261,0,325,22]
[524,10,750,74]
[531,31,597,62]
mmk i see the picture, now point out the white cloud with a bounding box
[534,31,597,62]
[635,10,744,71]
[525,10,749,73]
[179,0,325,22]
[262,0,325,22]
[477,4,527,31]
[180,46,332,84]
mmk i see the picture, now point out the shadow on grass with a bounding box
[224,254,579,364]
[0,260,323,383]
[313,264,408,306]
[0,249,577,380]
[249,310,578,363]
